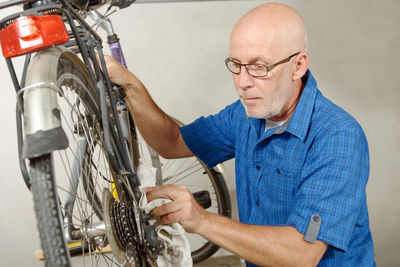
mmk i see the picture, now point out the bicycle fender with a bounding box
[21,46,91,159]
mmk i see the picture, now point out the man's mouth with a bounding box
[241,96,260,104]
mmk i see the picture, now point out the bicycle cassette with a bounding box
[102,189,161,265]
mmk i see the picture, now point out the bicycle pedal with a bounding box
[193,190,212,209]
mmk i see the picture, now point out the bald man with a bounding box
[103,2,375,266]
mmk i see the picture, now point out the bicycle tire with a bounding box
[30,154,70,266]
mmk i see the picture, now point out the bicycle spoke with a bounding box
[163,165,204,185]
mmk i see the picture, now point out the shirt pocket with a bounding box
[257,164,297,220]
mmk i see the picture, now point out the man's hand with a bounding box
[144,185,208,233]
[144,185,327,267]
[98,54,143,93]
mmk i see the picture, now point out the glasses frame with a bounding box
[225,52,300,77]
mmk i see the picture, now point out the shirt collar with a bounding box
[247,69,318,141]
[285,69,318,141]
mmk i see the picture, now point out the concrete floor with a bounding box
[194,255,243,267]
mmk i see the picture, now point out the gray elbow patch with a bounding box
[304,214,321,243]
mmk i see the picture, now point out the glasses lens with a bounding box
[247,64,267,77]
[226,59,241,74]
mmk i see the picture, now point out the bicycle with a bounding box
[0,0,231,265]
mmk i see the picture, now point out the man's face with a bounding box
[229,28,294,119]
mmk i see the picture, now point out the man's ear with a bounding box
[292,52,309,80]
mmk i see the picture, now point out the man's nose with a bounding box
[238,66,254,90]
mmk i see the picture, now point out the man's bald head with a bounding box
[228,3,310,121]
[230,2,308,60]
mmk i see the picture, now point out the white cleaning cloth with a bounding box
[137,160,193,267]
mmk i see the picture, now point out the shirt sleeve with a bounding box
[180,102,239,167]
[287,123,370,252]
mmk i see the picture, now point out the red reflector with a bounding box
[16,16,40,40]
[0,15,69,58]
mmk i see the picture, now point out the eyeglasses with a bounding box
[225,52,300,77]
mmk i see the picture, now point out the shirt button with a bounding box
[255,200,259,206]
[276,168,281,174]
[256,165,261,170]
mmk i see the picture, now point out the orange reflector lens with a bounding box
[0,15,69,58]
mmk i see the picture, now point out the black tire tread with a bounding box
[30,154,70,266]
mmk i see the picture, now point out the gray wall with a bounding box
[0,0,399,266]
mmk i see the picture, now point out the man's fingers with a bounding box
[150,200,184,218]
[160,211,182,225]
[145,184,189,202]
[143,184,203,230]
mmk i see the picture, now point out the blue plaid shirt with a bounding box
[181,70,375,266]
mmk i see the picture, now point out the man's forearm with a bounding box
[197,213,327,267]
[122,81,193,159]
[101,54,193,159]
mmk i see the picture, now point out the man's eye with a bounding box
[249,64,265,70]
